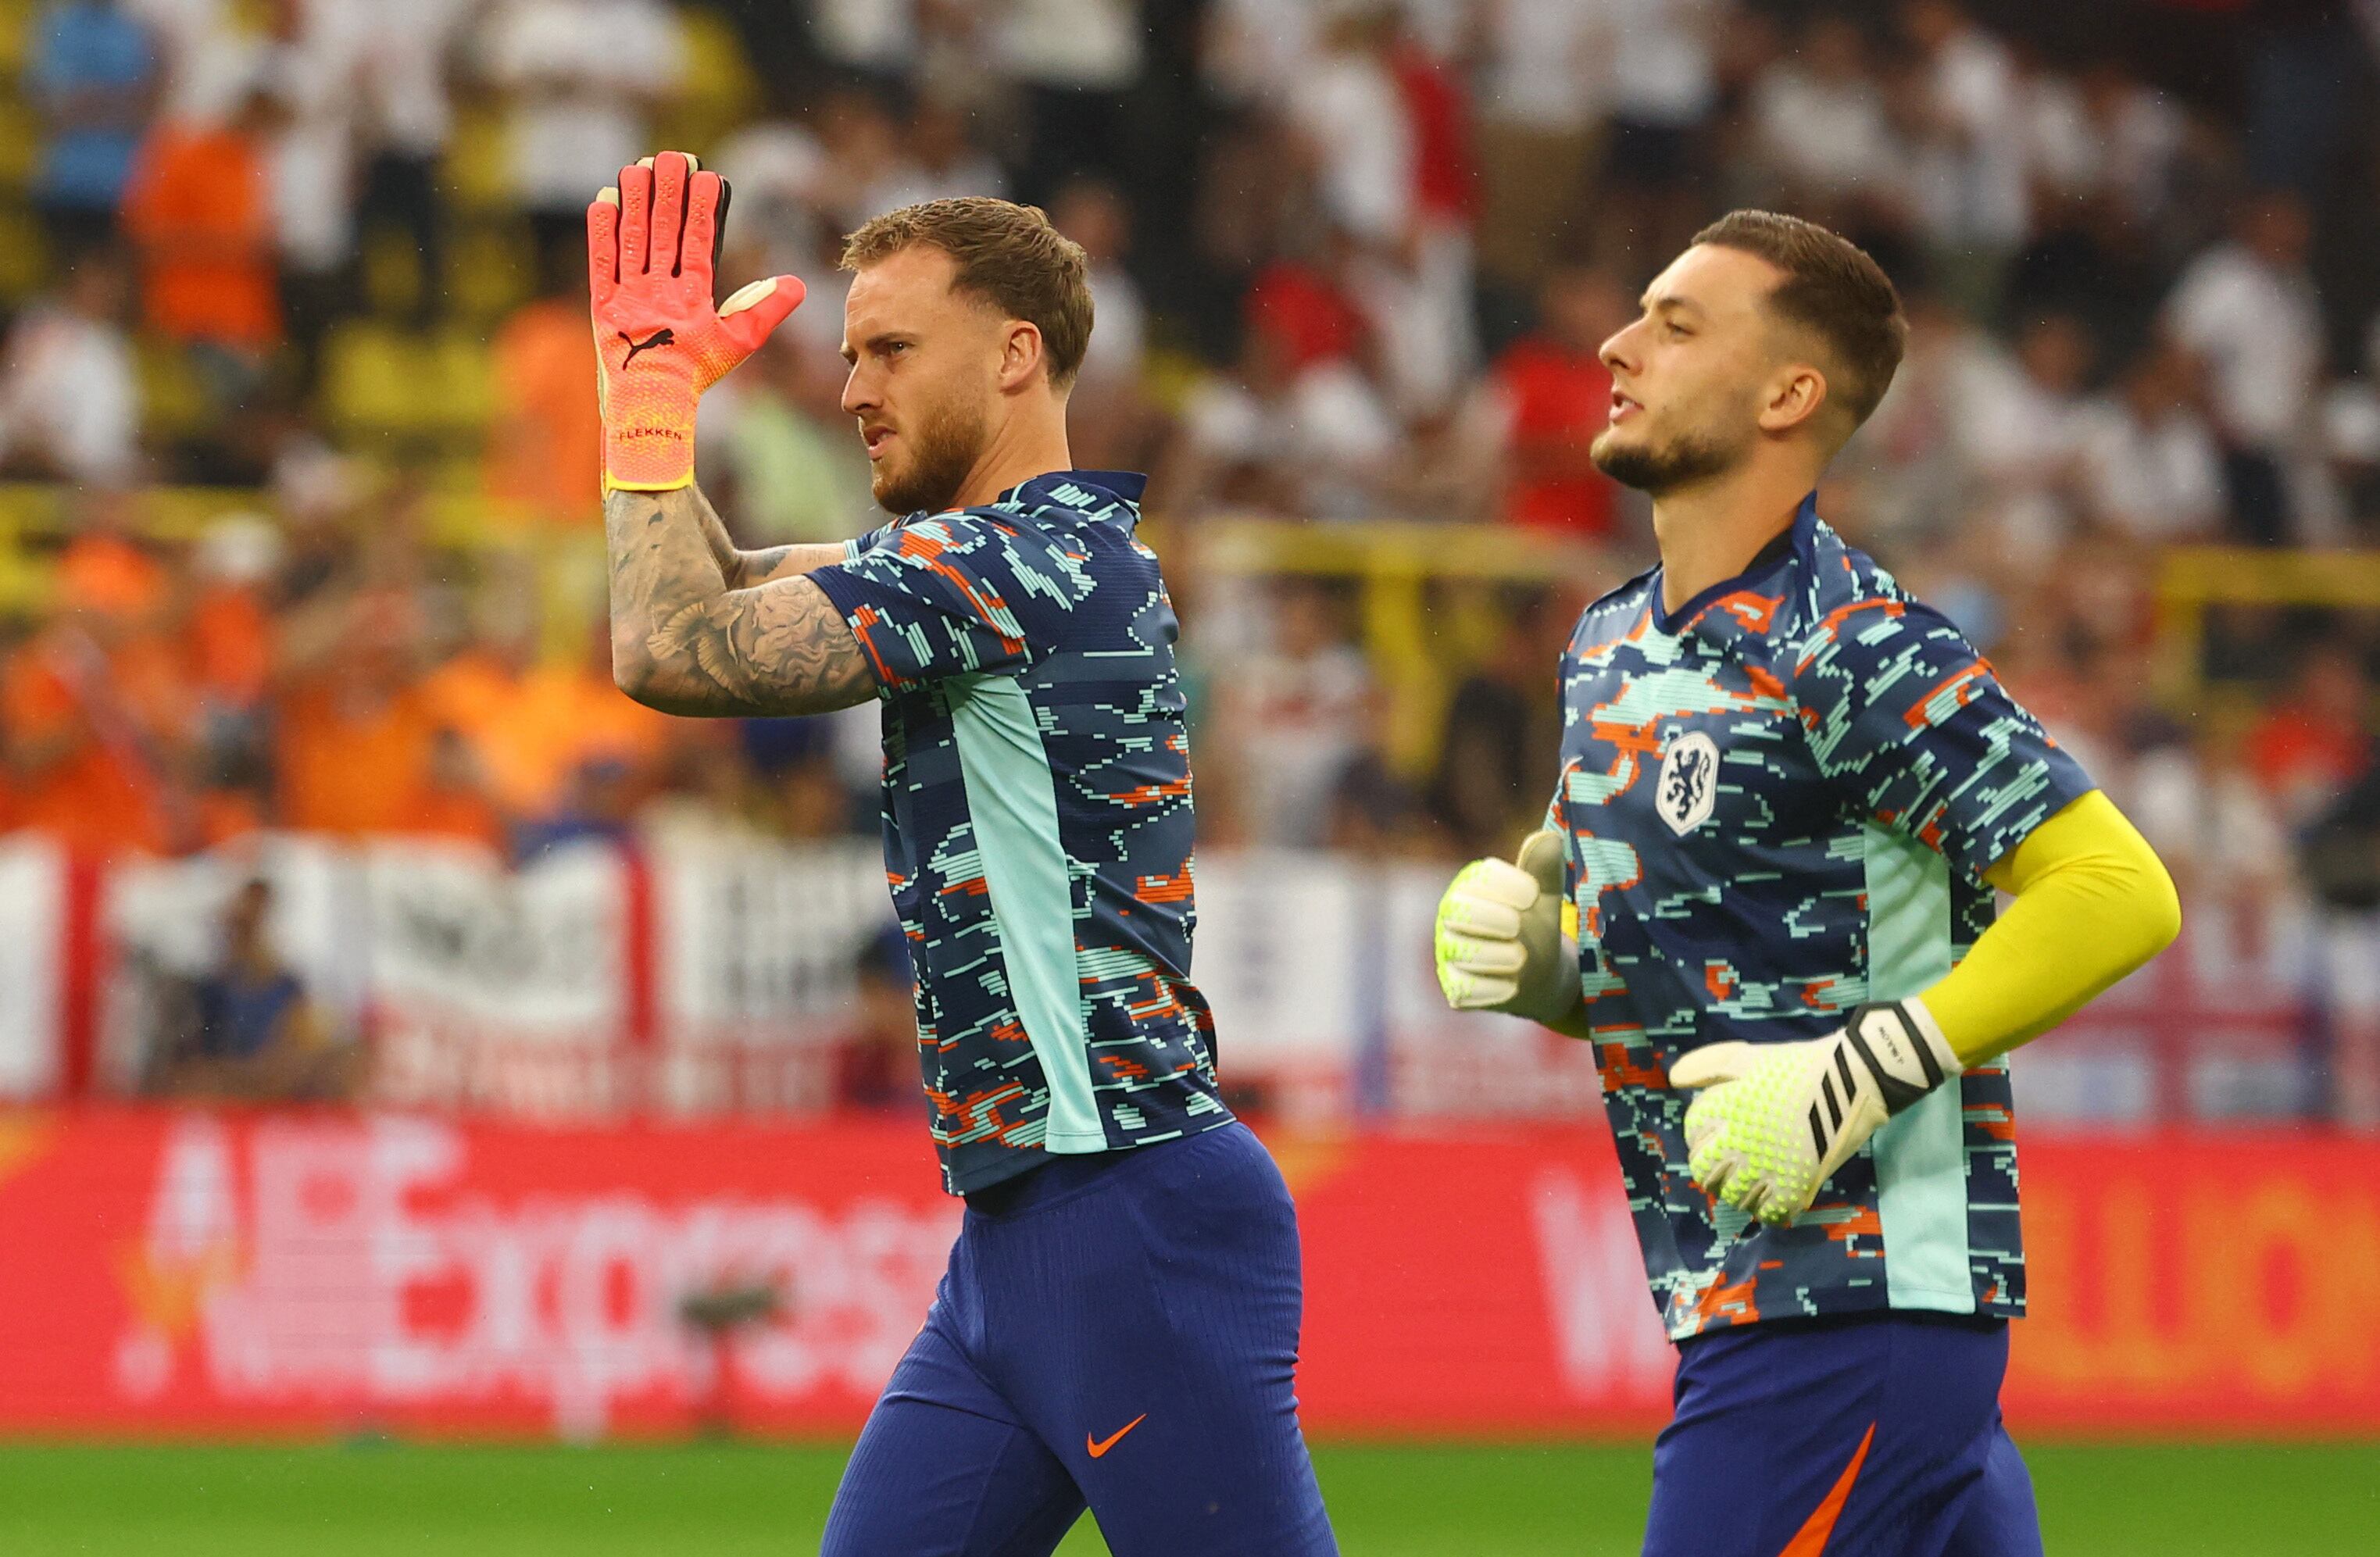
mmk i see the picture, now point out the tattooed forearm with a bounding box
[606,486,876,716]
[639,575,876,714]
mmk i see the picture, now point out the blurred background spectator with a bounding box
[143,874,351,1102]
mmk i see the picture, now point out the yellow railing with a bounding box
[2153,546,2380,705]
[1186,516,1610,776]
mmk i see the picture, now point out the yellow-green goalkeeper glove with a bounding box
[1433,829,1583,1029]
[1670,998,1964,1226]
[588,149,804,492]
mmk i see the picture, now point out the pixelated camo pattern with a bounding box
[809,472,1233,1195]
[1552,496,2092,1338]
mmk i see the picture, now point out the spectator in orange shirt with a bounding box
[2,516,186,859]
[120,86,283,412]
[185,512,277,733]
[388,727,510,855]
[2249,643,2372,829]
[1486,262,1631,537]
[422,602,666,823]
[484,248,603,524]
[274,609,434,837]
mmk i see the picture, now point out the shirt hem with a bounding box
[1664,1287,2016,1342]
[938,1108,1236,1197]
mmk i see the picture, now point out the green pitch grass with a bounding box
[0,1440,2370,1555]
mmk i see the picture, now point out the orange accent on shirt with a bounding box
[1820,1206,1883,1245]
[1689,1273,1760,1328]
[1795,598,1902,672]
[2,632,176,859]
[1903,658,1992,729]
[1685,590,1781,636]
[1598,1044,1667,1091]
[1134,871,1196,903]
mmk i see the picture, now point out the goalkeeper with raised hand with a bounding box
[592,153,1333,1554]
[1434,212,2180,1557]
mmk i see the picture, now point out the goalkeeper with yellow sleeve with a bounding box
[1432,212,2179,1557]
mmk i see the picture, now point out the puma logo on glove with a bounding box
[618,327,675,367]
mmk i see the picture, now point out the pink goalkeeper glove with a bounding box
[588,150,805,492]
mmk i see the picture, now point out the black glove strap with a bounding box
[1843,1002,1944,1115]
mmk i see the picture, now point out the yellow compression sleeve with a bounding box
[1920,790,2183,1066]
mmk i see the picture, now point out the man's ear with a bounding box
[996,319,1048,392]
[1757,362,1829,437]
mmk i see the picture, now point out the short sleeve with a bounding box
[1794,597,2096,880]
[807,512,1038,691]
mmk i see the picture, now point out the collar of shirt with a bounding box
[997,467,1148,514]
[1646,490,1818,638]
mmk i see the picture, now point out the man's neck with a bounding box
[950,405,1074,510]
[1651,462,1816,616]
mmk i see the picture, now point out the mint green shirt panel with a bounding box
[1863,819,1976,1313]
[945,673,1106,1152]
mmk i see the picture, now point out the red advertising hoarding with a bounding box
[0,1109,2371,1438]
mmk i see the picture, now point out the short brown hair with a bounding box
[1691,210,1907,430]
[841,197,1095,389]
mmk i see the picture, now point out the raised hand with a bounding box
[588,150,805,492]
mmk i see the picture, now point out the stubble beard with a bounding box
[872,394,991,516]
[1590,420,1746,497]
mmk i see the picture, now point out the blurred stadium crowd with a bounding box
[2,0,2378,1115]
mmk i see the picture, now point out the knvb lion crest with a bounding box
[1656,730,1719,836]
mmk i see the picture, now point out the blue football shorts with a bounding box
[822,1121,1337,1556]
[1643,1312,2042,1557]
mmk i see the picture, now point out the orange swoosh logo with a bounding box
[1778,1421,1875,1556]
[1086,1414,1147,1459]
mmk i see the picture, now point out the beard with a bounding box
[1591,420,1746,496]
[871,393,991,516]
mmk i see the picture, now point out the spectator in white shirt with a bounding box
[809,0,920,82]
[259,0,366,391]
[1953,311,2097,562]
[1472,0,1607,288]
[1288,10,1413,247]
[1750,15,1896,209]
[2079,341,2226,544]
[2164,191,2325,543]
[871,95,1009,212]
[2131,715,2292,915]
[354,0,470,324]
[481,0,685,263]
[1897,0,2030,266]
[2064,62,2185,230]
[996,0,1142,204]
[0,249,141,484]
[1199,0,1317,106]
[1595,0,1721,271]
[1215,577,1377,849]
